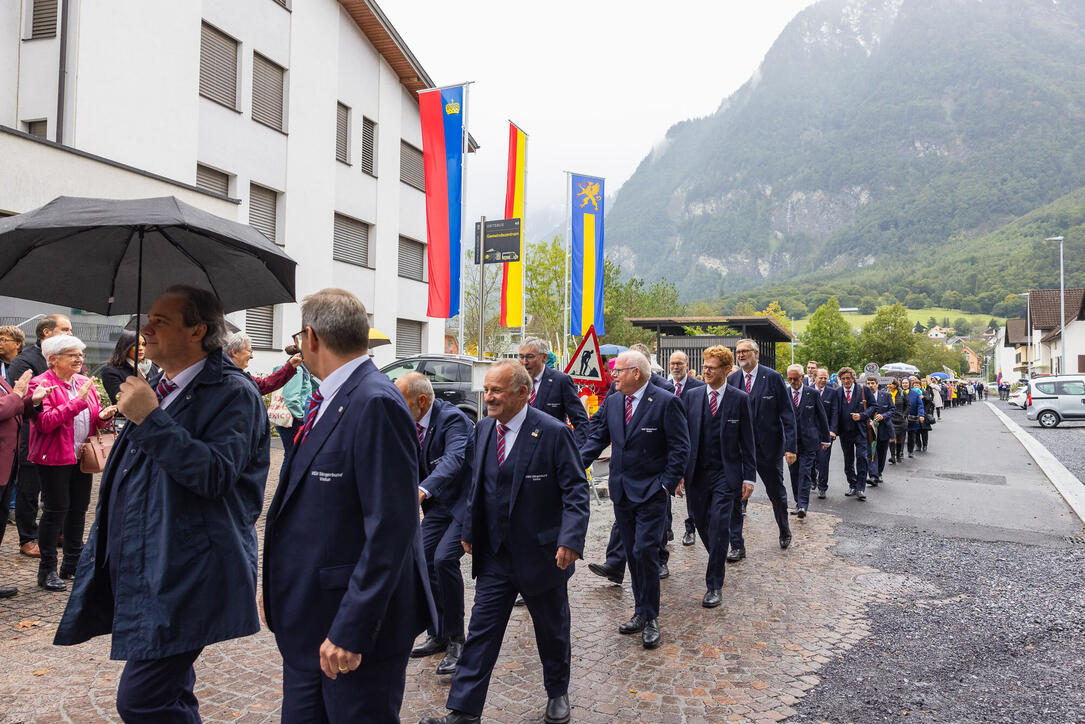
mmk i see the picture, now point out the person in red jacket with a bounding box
[28,335,117,591]
[224,332,302,394]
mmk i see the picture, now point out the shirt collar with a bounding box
[315,354,369,407]
[419,402,434,430]
[628,379,650,401]
[533,369,544,386]
[499,401,529,432]
[745,365,759,380]
[706,381,726,396]
[164,356,207,393]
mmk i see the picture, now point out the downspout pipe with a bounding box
[55,0,68,144]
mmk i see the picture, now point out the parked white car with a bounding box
[1008,385,1028,408]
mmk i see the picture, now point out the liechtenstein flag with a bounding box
[419,86,465,318]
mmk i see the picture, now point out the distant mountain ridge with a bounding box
[606,0,1085,301]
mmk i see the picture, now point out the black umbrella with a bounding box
[0,196,296,315]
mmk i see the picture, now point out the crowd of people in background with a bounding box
[0,305,995,723]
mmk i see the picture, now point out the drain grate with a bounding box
[1067,532,1085,547]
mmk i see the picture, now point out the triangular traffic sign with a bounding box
[565,325,609,386]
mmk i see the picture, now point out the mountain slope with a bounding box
[607,0,1085,301]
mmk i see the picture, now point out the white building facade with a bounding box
[1,0,449,372]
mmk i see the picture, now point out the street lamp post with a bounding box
[1017,292,1032,380]
[1046,236,1066,375]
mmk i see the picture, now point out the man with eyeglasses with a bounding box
[726,339,797,561]
[517,338,589,447]
[580,351,689,649]
[7,314,72,560]
[0,325,25,383]
[669,351,704,547]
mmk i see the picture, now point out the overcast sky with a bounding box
[379,0,818,239]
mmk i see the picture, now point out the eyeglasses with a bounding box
[291,328,308,346]
[517,353,539,361]
[735,349,753,355]
[702,363,723,372]
[612,366,633,375]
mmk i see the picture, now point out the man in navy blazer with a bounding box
[679,346,755,608]
[581,351,689,649]
[784,365,831,516]
[812,368,840,499]
[518,338,589,447]
[726,339,797,560]
[397,372,474,676]
[263,289,434,722]
[669,350,706,547]
[866,374,895,486]
[420,361,590,724]
[835,367,876,501]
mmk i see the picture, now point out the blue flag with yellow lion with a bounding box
[571,173,605,336]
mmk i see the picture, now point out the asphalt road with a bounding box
[1000,398,1085,489]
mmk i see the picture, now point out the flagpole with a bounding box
[562,171,571,364]
[457,83,472,356]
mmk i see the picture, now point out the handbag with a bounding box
[79,422,117,474]
[267,391,293,427]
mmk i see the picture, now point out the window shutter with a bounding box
[195,164,229,195]
[336,103,350,163]
[398,236,425,281]
[361,118,376,175]
[200,23,238,109]
[396,319,423,358]
[252,53,285,131]
[31,0,57,39]
[400,141,424,191]
[333,213,370,267]
[246,306,275,349]
[26,120,47,138]
[249,183,278,245]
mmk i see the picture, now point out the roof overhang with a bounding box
[627,316,793,342]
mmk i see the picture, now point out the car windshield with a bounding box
[383,360,421,381]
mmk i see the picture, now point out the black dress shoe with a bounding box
[789,508,799,515]
[780,534,792,550]
[0,585,17,598]
[817,490,826,500]
[665,529,674,542]
[410,634,448,658]
[702,589,722,608]
[618,614,646,634]
[59,565,77,580]
[642,619,661,649]
[418,711,480,724]
[435,639,463,675]
[857,491,867,501]
[797,507,807,518]
[868,478,879,487]
[682,531,696,546]
[38,571,66,592]
[587,562,623,585]
[658,563,669,579]
[845,488,857,497]
[514,595,526,606]
[726,547,745,562]
[544,694,571,723]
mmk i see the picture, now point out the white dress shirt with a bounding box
[496,401,530,458]
[623,379,650,419]
[311,354,369,425]
[158,357,208,410]
[743,365,760,392]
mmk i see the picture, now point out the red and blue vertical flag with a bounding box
[570,174,605,336]
[419,86,465,318]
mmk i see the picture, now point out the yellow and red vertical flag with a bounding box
[499,122,527,327]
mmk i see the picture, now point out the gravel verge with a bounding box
[790,522,1085,724]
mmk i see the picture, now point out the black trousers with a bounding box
[906,429,921,454]
[872,437,890,479]
[37,464,91,574]
[730,455,790,550]
[602,513,669,575]
[14,460,40,545]
[117,648,204,723]
[686,474,736,591]
[613,490,669,620]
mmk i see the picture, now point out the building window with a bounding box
[396,319,424,358]
[398,236,425,281]
[252,53,286,132]
[361,117,377,176]
[249,183,279,245]
[30,0,57,39]
[336,103,350,164]
[195,164,230,196]
[199,22,238,110]
[25,120,47,138]
[332,213,370,267]
[400,141,424,191]
[246,306,275,349]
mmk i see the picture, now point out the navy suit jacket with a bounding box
[580,381,690,505]
[671,374,705,398]
[603,372,675,400]
[680,384,756,490]
[816,385,841,437]
[788,384,830,453]
[262,358,435,665]
[837,384,876,438]
[727,366,797,460]
[531,367,590,447]
[461,407,590,596]
[419,398,474,522]
[872,388,895,441]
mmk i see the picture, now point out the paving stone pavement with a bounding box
[0,447,906,723]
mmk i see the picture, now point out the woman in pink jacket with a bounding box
[28,334,116,592]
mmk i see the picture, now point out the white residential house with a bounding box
[1,0,465,372]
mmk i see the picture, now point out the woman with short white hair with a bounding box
[28,334,116,591]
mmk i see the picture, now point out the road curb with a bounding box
[987,402,1085,525]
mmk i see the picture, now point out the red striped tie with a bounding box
[846,388,852,405]
[624,395,634,424]
[496,423,508,466]
[295,390,324,445]
[793,388,801,408]
[155,378,177,401]
[416,423,425,448]
[529,381,537,406]
[709,390,719,416]
[675,380,683,397]
[745,373,753,394]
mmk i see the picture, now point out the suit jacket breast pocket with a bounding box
[311,451,346,484]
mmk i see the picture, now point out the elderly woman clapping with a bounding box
[224,332,302,395]
[28,335,116,591]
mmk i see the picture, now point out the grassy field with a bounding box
[789,307,1001,335]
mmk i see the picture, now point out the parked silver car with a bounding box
[1026,375,1085,427]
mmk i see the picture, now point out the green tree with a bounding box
[795,297,857,374]
[953,317,971,335]
[858,296,877,314]
[941,290,964,309]
[941,316,951,327]
[859,303,916,364]
[599,260,683,349]
[905,292,930,309]
[524,237,569,352]
[757,301,794,373]
[907,335,965,376]
[913,320,927,333]
[926,316,939,328]
[987,318,999,330]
